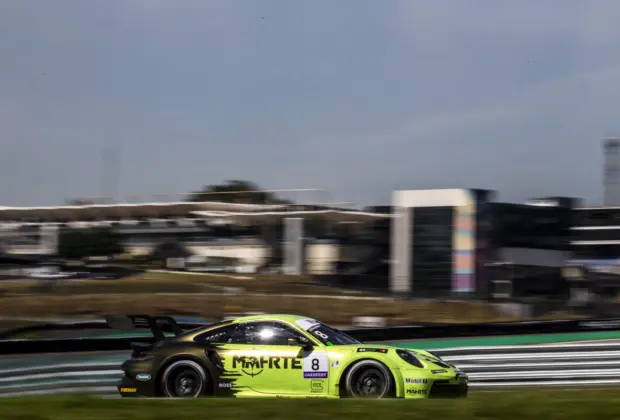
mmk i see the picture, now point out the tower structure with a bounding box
[603,138,620,206]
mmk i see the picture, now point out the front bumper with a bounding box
[401,369,469,399]
[429,379,469,398]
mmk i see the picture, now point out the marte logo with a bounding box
[406,388,427,395]
[233,355,302,377]
[236,356,264,377]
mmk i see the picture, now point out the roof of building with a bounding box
[0,201,391,224]
[0,202,286,223]
[191,209,391,224]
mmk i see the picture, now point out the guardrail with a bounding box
[437,341,620,388]
[0,360,124,397]
[2,341,619,396]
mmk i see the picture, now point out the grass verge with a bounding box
[0,293,516,325]
[0,389,618,420]
[0,272,348,296]
[0,272,581,325]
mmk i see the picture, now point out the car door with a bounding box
[234,321,329,397]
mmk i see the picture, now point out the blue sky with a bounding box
[1,0,620,207]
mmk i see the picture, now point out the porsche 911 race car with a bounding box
[108,314,468,399]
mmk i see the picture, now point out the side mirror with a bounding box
[288,337,313,349]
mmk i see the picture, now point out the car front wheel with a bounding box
[343,360,394,399]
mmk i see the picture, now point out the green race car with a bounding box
[110,314,468,399]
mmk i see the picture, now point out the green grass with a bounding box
[1,390,619,419]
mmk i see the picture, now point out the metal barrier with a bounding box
[435,341,620,388]
[0,360,124,397]
[1,340,619,396]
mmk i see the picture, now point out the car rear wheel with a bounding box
[344,360,393,399]
[161,360,209,398]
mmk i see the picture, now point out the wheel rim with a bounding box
[351,368,387,398]
[166,367,203,398]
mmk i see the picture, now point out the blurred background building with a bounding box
[1,139,620,301]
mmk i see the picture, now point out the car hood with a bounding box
[330,344,461,372]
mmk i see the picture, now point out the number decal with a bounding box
[314,331,329,340]
[303,353,328,379]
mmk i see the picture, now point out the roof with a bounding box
[191,208,391,224]
[227,314,315,324]
[0,202,390,224]
[0,202,288,223]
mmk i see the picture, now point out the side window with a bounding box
[195,323,240,344]
[239,322,306,346]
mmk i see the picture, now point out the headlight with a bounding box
[396,349,424,368]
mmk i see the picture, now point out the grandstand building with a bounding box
[0,201,390,275]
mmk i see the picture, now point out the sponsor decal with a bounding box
[120,388,137,393]
[330,361,340,368]
[310,380,324,393]
[406,388,427,396]
[218,383,232,388]
[233,355,302,377]
[304,371,328,379]
[135,373,151,382]
[405,378,428,384]
[432,369,447,374]
[356,348,388,353]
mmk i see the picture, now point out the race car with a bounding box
[107,313,468,399]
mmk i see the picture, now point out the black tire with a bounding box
[161,360,209,398]
[344,360,394,399]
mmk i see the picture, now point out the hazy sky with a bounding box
[2,0,620,207]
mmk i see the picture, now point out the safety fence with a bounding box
[0,359,125,397]
[1,340,619,397]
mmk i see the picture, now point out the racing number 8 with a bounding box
[311,358,319,371]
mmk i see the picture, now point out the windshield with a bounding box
[307,323,361,346]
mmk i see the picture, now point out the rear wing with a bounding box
[105,314,183,342]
